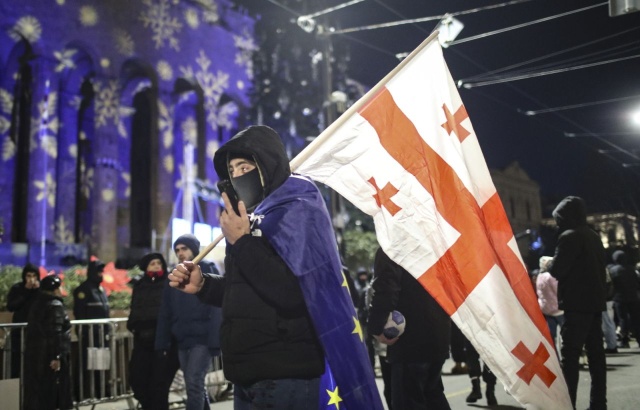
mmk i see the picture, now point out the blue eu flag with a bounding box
[254,175,383,410]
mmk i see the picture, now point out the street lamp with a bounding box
[632,107,640,126]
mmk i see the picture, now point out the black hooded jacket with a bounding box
[127,253,169,349]
[548,196,607,312]
[609,250,639,303]
[199,125,324,385]
[7,264,41,323]
[368,248,451,363]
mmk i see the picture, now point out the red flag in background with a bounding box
[292,32,572,409]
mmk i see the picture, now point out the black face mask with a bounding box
[231,168,264,212]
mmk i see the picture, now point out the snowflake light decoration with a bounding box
[206,140,218,160]
[54,215,75,244]
[140,0,183,51]
[163,154,174,173]
[2,136,15,161]
[0,88,13,142]
[179,50,230,131]
[158,100,174,148]
[234,28,257,79]
[194,0,219,24]
[94,80,119,128]
[10,16,42,43]
[181,117,198,146]
[157,60,174,81]
[185,8,200,29]
[79,6,99,27]
[101,188,115,202]
[121,172,131,198]
[54,48,77,73]
[113,28,135,56]
[118,106,135,138]
[34,172,57,208]
[30,92,60,157]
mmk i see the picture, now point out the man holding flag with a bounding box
[292,32,573,409]
[169,125,383,409]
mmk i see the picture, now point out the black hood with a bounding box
[87,260,106,284]
[21,263,39,284]
[138,252,168,273]
[213,125,291,200]
[552,196,587,232]
[612,250,627,265]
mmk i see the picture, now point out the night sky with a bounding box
[234,0,640,214]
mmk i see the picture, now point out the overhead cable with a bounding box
[329,0,535,35]
[521,94,640,115]
[448,2,607,46]
[462,26,640,82]
[460,54,640,88]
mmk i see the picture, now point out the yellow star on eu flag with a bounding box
[352,316,363,342]
[327,386,343,409]
[341,271,350,292]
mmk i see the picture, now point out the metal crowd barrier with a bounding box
[0,318,229,410]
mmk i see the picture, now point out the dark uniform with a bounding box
[24,275,73,410]
[73,259,110,399]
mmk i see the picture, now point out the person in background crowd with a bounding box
[601,265,618,354]
[536,255,565,354]
[156,234,222,410]
[73,259,110,398]
[463,335,497,406]
[609,249,640,349]
[7,263,41,378]
[369,247,451,410]
[128,252,179,409]
[366,281,393,409]
[24,275,73,410]
[548,196,607,410]
[449,324,468,375]
[355,267,375,367]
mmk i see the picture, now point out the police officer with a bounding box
[73,259,110,399]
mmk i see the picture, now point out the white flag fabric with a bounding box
[292,34,572,409]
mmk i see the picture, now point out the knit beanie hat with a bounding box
[173,234,200,258]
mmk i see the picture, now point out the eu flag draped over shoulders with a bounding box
[253,174,383,410]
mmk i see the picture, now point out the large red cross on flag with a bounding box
[291,33,572,409]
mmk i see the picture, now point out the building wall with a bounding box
[0,0,256,265]
[490,161,542,267]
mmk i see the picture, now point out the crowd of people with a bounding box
[5,126,640,410]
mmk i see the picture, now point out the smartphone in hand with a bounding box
[217,180,240,215]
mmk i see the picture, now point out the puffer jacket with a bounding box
[197,125,324,385]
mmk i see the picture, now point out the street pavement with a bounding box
[82,346,640,409]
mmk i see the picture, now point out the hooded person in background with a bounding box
[608,249,640,349]
[128,253,179,410]
[168,125,382,409]
[7,263,41,378]
[73,259,110,399]
[548,196,607,410]
[24,275,73,410]
[156,234,222,410]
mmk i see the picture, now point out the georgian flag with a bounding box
[292,34,572,409]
